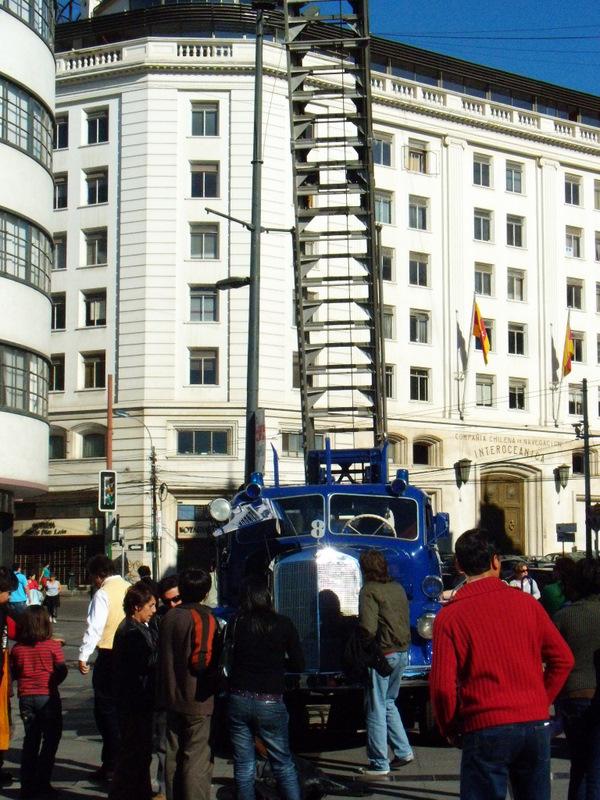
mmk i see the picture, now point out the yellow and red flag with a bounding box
[562,316,574,376]
[472,301,490,365]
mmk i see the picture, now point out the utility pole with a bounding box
[245,1,272,482]
[150,445,158,580]
[583,378,592,558]
[105,375,114,558]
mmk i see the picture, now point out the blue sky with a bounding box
[368,0,600,97]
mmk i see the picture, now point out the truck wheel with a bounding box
[419,699,443,744]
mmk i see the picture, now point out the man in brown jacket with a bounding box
[158,568,216,800]
[358,549,413,777]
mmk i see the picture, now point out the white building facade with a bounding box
[0,0,53,563]
[24,4,600,575]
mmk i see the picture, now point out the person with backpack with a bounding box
[227,576,304,800]
[108,582,158,800]
[158,568,217,800]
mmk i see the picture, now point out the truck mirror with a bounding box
[431,512,449,542]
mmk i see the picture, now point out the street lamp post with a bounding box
[113,410,159,580]
[573,377,593,559]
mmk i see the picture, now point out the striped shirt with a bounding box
[10,640,66,696]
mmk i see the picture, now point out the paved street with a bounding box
[3,595,572,799]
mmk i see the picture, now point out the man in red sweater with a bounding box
[430,529,573,800]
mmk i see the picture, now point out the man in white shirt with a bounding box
[79,555,129,781]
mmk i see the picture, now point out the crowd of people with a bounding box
[0,536,598,800]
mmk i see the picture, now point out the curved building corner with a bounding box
[0,0,54,563]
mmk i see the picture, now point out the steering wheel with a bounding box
[341,513,396,537]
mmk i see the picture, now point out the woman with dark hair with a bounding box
[358,549,413,777]
[227,576,304,800]
[10,605,67,798]
[108,581,157,800]
[555,558,600,799]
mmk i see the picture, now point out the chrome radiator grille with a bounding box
[274,558,319,671]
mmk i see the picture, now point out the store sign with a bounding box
[454,432,563,462]
[13,518,102,537]
[176,520,212,540]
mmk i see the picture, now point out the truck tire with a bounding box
[419,698,443,744]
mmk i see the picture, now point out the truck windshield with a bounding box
[329,494,418,540]
[273,494,325,536]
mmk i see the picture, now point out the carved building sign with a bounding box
[454,433,564,462]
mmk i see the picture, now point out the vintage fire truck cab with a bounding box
[209,443,449,732]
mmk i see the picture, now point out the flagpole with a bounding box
[557,310,571,423]
[461,294,477,420]
[455,309,464,420]
[550,322,560,427]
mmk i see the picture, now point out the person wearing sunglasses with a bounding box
[508,563,541,600]
[157,575,182,617]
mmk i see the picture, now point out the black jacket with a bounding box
[112,616,158,711]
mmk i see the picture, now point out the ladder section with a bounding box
[283,0,386,456]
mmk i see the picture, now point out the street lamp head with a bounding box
[454,458,472,488]
[554,464,570,490]
[215,276,252,291]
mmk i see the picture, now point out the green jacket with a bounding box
[358,579,410,653]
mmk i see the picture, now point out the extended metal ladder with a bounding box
[282,0,385,458]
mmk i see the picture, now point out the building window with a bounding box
[476,375,494,407]
[409,252,428,286]
[409,309,430,343]
[3,0,53,45]
[506,162,523,193]
[82,351,106,389]
[177,429,230,455]
[51,293,66,330]
[409,196,428,230]
[49,432,66,460]
[507,215,524,247]
[566,226,582,258]
[572,331,584,363]
[569,384,583,415]
[475,319,493,351]
[474,209,491,241]
[189,349,217,385]
[597,283,600,313]
[565,174,581,206]
[595,233,600,262]
[87,109,108,145]
[509,379,526,410]
[597,333,600,364]
[413,440,435,465]
[0,211,52,293]
[191,163,219,198]
[86,170,108,205]
[85,229,108,266]
[508,323,526,355]
[0,76,53,169]
[381,248,394,281]
[280,432,324,456]
[473,154,491,187]
[373,136,391,166]
[50,355,64,392]
[567,280,583,309]
[190,287,217,322]
[84,290,106,327]
[190,224,218,259]
[595,180,600,211]
[1,344,48,417]
[406,141,427,173]
[374,192,392,225]
[382,307,394,340]
[475,263,492,296]
[409,367,429,401]
[191,103,218,136]
[507,269,525,301]
[53,234,66,271]
[82,432,106,459]
[572,451,584,475]
[385,364,394,399]
[53,114,68,150]
[53,175,67,209]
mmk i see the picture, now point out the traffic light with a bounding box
[99,470,117,512]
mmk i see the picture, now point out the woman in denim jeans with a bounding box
[227,577,304,800]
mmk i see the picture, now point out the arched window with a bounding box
[49,429,66,460]
[82,431,106,459]
[412,436,442,467]
[572,450,584,475]
[386,436,407,465]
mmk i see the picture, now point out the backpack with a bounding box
[189,606,217,676]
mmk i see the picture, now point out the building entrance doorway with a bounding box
[480,473,526,553]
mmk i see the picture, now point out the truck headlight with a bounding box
[421,574,443,600]
[417,612,436,640]
[209,498,232,522]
